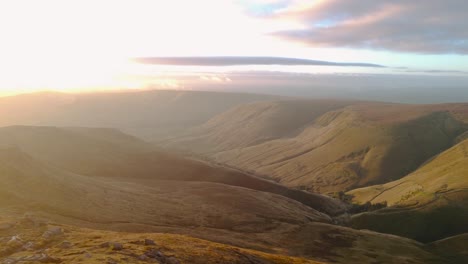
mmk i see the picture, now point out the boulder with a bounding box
[58,241,72,249]
[166,257,181,264]
[144,239,156,246]
[112,242,123,251]
[42,227,64,239]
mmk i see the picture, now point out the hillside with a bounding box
[0,147,331,232]
[0,126,346,216]
[165,99,356,153]
[166,101,468,193]
[0,216,323,264]
[0,90,279,140]
[0,148,457,264]
[0,126,465,263]
[347,139,468,242]
[1,211,456,264]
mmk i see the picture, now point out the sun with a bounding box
[0,53,142,95]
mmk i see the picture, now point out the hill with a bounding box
[2,212,456,264]
[0,126,346,216]
[0,90,279,140]
[348,139,468,242]
[0,148,455,264]
[0,216,323,264]
[0,126,463,263]
[164,99,356,153]
[166,101,468,193]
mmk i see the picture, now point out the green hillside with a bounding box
[348,139,468,242]
[168,101,468,193]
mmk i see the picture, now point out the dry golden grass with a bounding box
[348,140,468,242]
[195,105,467,193]
[349,139,468,206]
[0,215,322,264]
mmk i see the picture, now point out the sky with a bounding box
[0,0,467,95]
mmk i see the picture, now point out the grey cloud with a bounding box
[269,0,468,54]
[133,56,384,67]
[401,69,468,74]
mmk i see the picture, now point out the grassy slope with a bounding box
[172,101,468,193]
[0,127,460,263]
[0,147,332,244]
[0,127,466,263]
[0,156,453,264]
[0,126,346,216]
[0,215,322,264]
[426,234,468,263]
[163,99,356,153]
[348,140,468,242]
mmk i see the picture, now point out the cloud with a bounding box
[401,69,468,75]
[262,0,468,54]
[133,56,384,67]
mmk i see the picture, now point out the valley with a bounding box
[0,90,467,263]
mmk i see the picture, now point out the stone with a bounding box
[166,257,181,264]
[100,242,110,248]
[58,241,72,249]
[42,227,64,239]
[106,258,118,264]
[144,249,160,258]
[38,254,62,263]
[24,254,62,263]
[111,242,123,251]
[156,251,164,258]
[2,258,17,264]
[6,236,23,248]
[144,239,156,245]
[22,241,36,250]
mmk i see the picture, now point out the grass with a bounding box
[0,216,322,264]
[348,140,468,242]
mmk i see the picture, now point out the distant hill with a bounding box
[164,99,357,153]
[348,139,468,242]
[166,100,468,193]
[0,90,279,140]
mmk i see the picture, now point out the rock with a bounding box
[6,236,23,248]
[38,254,62,263]
[100,242,110,248]
[2,258,18,264]
[166,257,181,264]
[24,254,62,263]
[58,241,72,249]
[144,239,156,245]
[42,227,64,239]
[138,255,149,261]
[111,242,123,251]
[144,249,160,258]
[22,241,36,250]
[106,258,118,264]
[156,251,165,258]
[100,241,123,250]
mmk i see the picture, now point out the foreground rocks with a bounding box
[0,215,313,264]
